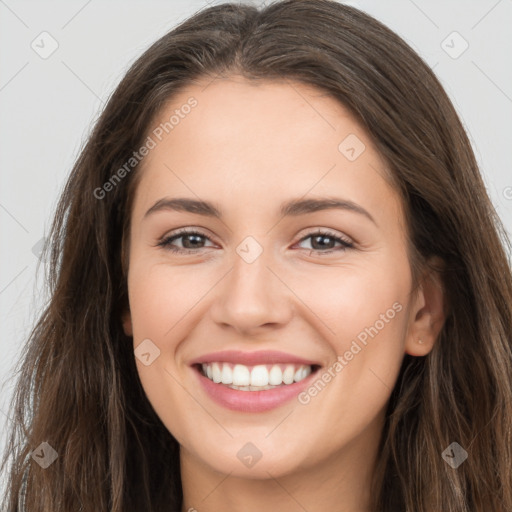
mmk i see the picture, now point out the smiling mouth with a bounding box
[194,362,321,391]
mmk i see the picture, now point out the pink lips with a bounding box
[190,350,321,413]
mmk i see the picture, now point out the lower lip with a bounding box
[193,366,319,412]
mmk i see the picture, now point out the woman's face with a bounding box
[123,76,437,480]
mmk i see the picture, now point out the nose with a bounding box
[209,247,293,336]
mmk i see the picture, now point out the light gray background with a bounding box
[1,0,511,487]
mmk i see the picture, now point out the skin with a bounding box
[122,76,445,512]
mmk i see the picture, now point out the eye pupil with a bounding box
[312,235,334,250]
[183,234,204,248]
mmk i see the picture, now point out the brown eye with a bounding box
[157,230,215,254]
[297,230,353,254]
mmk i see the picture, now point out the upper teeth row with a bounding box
[201,363,312,387]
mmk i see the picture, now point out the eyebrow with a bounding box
[143,197,376,224]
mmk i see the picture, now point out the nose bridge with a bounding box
[229,237,276,305]
[211,235,292,331]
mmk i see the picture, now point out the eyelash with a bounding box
[156,228,354,255]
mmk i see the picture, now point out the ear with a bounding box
[122,309,133,337]
[405,257,446,356]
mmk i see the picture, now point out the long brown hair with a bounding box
[2,1,511,510]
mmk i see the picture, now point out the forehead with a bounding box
[132,76,403,227]
[152,76,361,151]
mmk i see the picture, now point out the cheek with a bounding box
[126,262,225,438]
[127,260,209,342]
[293,259,409,351]
[288,261,409,425]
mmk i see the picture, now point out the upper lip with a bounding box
[189,350,321,367]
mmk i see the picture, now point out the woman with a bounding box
[2,1,511,511]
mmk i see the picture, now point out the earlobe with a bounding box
[405,259,446,356]
[122,310,133,337]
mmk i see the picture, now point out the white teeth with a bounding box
[212,362,222,383]
[221,364,233,385]
[283,365,295,385]
[232,364,250,386]
[293,366,311,382]
[250,365,269,386]
[268,365,283,386]
[298,365,312,381]
[200,362,314,389]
